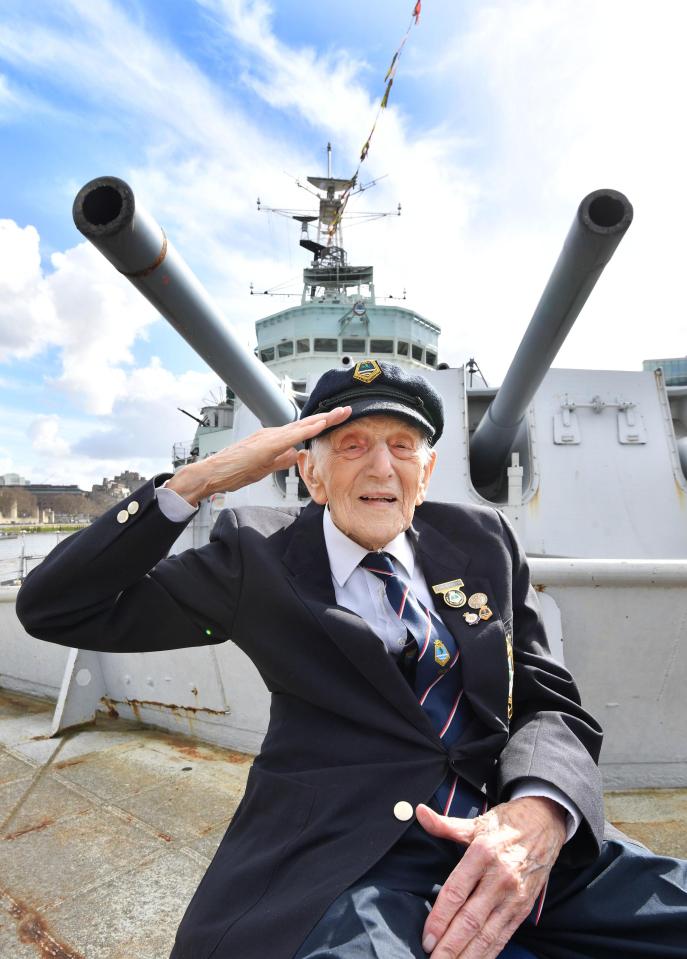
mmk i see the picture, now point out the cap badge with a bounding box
[432,579,466,608]
[353,359,382,384]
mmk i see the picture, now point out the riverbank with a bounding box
[0,524,89,534]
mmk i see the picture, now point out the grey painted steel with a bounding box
[529,558,687,587]
[677,436,687,477]
[72,176,297,429]
[50,647,107,735]
[470,189,633,487]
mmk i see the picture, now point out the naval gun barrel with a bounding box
[72,176,297,428]
[469,188,633,489]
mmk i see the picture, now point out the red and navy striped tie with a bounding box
[361,551,488,821]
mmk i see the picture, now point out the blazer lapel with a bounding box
[410,516,510,735]
[282,503,443,747]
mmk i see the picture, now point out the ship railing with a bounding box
[172,442,198,469]
[0,534,70,586]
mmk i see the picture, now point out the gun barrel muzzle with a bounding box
[73,176,297,429]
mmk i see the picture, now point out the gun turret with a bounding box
[469,188,633,490]
[72,176,297,429]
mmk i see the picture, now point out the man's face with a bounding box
[297,414,437,550]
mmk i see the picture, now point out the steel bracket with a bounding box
[51,647,107,736]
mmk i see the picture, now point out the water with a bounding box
[0,530,77,584]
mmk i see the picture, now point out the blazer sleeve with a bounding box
[15,474,242,654]
[494,510,605,866]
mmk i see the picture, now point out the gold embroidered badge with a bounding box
[353,359,382,384]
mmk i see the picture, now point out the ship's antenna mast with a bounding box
[327,0,422,241]
[252,4,420,299]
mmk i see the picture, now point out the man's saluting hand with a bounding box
[165,405,352,506]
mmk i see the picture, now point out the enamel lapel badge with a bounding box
[461,592,493,626]
[432,579,467,608]
[434,639,451,667]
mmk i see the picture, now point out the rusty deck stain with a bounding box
[104,697,228,717]
[4,891,85,959]
[3,816,57,842]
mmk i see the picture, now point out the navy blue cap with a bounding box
[300,360,444,446]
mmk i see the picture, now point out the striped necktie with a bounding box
[360,551,488,820]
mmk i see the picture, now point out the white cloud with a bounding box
[395,0,687,377]
[4,360,220,490]
[0,220,60,361]
[72,357,219,461]
[0,221,219,486]
[28,414,70,456]
[0,72,19,115]
[45,240,159,414]
[0,221,160,413]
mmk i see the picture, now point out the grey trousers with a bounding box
[293,882,536,958]
[294,821,687,959]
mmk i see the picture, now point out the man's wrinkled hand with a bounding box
[416,796,567,959]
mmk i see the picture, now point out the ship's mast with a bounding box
[293,145,375,305]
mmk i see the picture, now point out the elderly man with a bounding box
[16,361,687,959]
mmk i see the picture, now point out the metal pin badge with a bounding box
[432,579,467,608]
[479,606,493,621]
[468,592,488,610]
[463,611,480,625]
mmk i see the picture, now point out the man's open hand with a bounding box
[416,796,567,959]
[167,406,351,505]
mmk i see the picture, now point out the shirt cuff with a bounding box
[509,779,581,843]
[155,480,199,522]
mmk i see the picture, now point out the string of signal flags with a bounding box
[327,0,422,240]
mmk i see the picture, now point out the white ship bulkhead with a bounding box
[255,302,439,381]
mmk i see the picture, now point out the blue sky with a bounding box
[1,0,686,488]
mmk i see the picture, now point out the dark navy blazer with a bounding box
[16,475,604,959]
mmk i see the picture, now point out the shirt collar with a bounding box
[322,506,415,588]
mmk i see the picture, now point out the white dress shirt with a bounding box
[155,481,580,839]
[322,505,436,656]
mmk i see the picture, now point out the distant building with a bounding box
[24,484,84,495]
[0,473,29,486]
[643,356,687,386]
[91,471,147,499]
